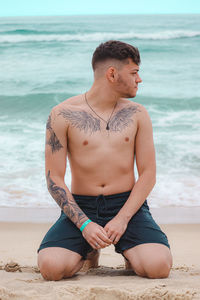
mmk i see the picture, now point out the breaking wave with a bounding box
[0,30,200,43]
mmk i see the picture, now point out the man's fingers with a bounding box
[91,237,109,249]
[104,225,109,232]
[83,223,112,249]
[109,233,116,242]
[107,233,121,244]
[113,234,120,244]
[96,236,110,247]
[103,227,116,242]
[86,238,102,250]
[90,241,99,250]
[99,228,112,244]
[98,233,112,244]
[99,226,109,236]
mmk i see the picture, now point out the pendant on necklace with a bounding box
[106,123,110,130]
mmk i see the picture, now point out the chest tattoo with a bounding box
[59,105,140,134]
[109,105,140,131]
[59,110,100,134]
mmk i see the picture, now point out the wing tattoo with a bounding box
[109,105,140,132]
[59,109,101,134]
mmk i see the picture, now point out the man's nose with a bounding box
[137,74,142,83]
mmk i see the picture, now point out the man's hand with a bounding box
[104,215,128,245]
[82,222,112,250]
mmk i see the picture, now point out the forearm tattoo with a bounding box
[46,170,87,227]
[59,105,140,133]
[46,114,63,153]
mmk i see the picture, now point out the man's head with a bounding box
[92,40,142,98]
[92,40,141,71]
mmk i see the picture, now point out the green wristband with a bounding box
[80,219,92,232]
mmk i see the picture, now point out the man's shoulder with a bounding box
[122,100,152,129]
[47,95,83,130]
[51,94,83,115]
[130,101,152,126]
[129,100,146,110]
[121,99,148,116]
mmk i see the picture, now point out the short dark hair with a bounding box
[92,40,141,71]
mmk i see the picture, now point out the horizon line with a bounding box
[1,12,200,18]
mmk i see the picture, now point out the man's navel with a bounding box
[125,137,129,142]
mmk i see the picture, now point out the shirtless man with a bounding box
[37,40,172,281]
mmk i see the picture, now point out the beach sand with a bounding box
[0,214,200,299]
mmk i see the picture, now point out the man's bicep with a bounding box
[135,108,156,176]
[45,108,68,179]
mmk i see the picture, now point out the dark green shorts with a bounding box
[38,191,170,259]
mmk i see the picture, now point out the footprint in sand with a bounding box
[2,261,40,273]
[4,262,21,272]
[172,265,191,272]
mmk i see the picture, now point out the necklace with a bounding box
[84,92,117,130]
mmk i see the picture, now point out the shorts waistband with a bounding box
[72,190,132,201]
[72,190,131,219]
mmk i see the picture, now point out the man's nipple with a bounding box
[83,140,88,146]
[125,137,129,142]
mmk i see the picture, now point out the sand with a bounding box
[0,220,200,299]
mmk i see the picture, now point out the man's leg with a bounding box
[123,243,172,279]
[38,247,84,281]
[81,249,100,271]
[37,208,95,281]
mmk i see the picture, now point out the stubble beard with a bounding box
[116,75,137,99]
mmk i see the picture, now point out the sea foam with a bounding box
[0,30,200,43]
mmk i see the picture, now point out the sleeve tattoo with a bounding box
[46,170,87,227]
[46,114,63,153]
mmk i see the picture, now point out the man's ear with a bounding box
[106,66,117,83]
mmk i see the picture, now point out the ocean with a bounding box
[0,14,199,208]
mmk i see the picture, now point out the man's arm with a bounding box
[45,105,111,249]
[117,105,156,221]
[104,105,156,243]
[45,107,87,228]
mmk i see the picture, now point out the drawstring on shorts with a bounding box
[95,194,107,219]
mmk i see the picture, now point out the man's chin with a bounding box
[128,93,137,98]
[122,91,137,98]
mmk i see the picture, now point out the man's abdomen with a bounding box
[69,155,135,196]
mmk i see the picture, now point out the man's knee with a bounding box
[39,255,69,281]
[124,244,172,279]
[144,257,171,278]
[134,256,171,279]
[38,249,82,281]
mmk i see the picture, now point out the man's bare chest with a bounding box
[59,104,140,151]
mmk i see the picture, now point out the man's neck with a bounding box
[86,83,120,112]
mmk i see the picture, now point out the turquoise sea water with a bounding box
[0,15,200,208]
